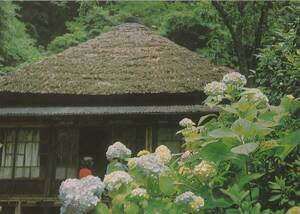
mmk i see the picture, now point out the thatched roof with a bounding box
[0,23,231,95]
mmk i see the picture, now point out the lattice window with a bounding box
[0,129,40,179]
[55,129,78,180]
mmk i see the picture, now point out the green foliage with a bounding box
[0,1,40,71]
[17,1,78,46]
[268,176,297,207]
[255,3,300,104]
[48,5,119,53]
[94,73,300,214]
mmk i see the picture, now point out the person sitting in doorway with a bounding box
[106,158,128,175]
[79,156,94,179]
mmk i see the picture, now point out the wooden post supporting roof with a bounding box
[145,127,153,152]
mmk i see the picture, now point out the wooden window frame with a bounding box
[0,128,41,180]
[55,128,79,180]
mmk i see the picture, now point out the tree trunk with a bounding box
[211,1,250,77]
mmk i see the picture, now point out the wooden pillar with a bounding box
[44,127,55,197]
[145,127,153,152]
[43,126,55,214]
[14,201,21,214]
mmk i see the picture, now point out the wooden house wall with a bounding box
[0,116,189,198]
[0,92,205,107]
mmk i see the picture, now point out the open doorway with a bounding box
[79,127,111,179]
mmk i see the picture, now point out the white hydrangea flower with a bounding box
[175,191,197,204]
[136,153,166,176]
[137,150,150,157]
[80,176,105,196]
[243,88,269,104]
[175,192,204,211]
[179,150,193,165]
[204,81,227,96]
[103,171,133,191]
[127,157,138,169]
[155,145,172,163]
[106,141,132,160]
[222,72,247,88]
[59,176,105,214]
[252,90,269,104]
[190,196,205,211]
[179,118,195,127]
[181,150,192,161]
[194,160,216,178]
[131,188,147,197]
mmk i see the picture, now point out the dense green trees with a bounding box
[0,1,299,102]
[255,4,300,103]
[0,1,40,71]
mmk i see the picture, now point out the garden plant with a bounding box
[59,72,300,214]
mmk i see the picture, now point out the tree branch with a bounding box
[250,1,273,67]
[211,1,236,40]
[212,1,249,75]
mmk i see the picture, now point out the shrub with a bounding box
[60,73,300,214]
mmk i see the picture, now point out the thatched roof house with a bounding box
[0,23,229,213]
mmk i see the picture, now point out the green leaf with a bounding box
[268,194,281,202]
[253,122,273,137]
[276,129,300,159]
[222,138,240,148]
[124,202,140,214]
[231,118,255,138]
[258,111,277,122]
[209,128,238,139]
[200,142,233,163]
[280,96,300,114]
[231,143,258,155]
[209,197,232,208]
[237,102,257,121]
[159,174,176,196]
[221,184,249,205]
[220,105,239,114]
[280,129,300,146]
[198,114,217,125]
[93,203,110,214]
[237,173,264,188]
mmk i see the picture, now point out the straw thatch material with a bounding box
[0,23,231,95]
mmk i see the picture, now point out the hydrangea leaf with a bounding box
[231,143,258,156]
[280,96,300,114]
[93,202,110,214]
[231,118,255,138]
[220,105,239,115]
[209,128,238,139]
[124,202,140,214]
[198,114,217,126]
[159,174,176,196]
[253,122,273,137]
[112,198,124,214]
[199,142,233,163]
[237,102,257,121]
[276,129,300,159]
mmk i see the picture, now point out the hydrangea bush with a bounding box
[59,72,300,213]
[59,176,105,214]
